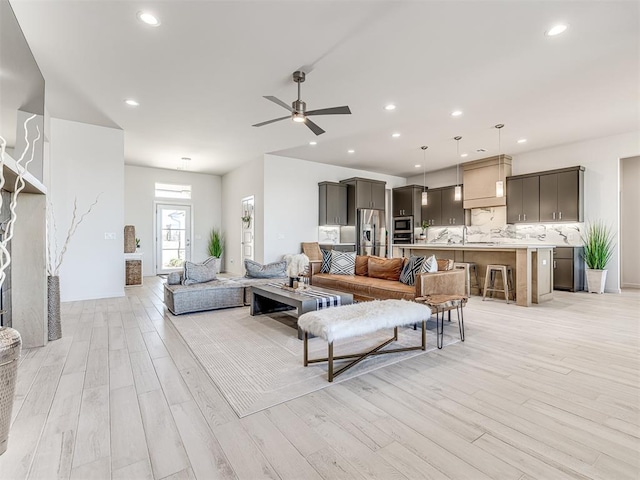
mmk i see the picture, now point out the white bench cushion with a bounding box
[298,299,431,343]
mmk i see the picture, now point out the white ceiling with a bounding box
[11,0,639,178]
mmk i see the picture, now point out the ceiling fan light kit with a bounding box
[252,70,352,136]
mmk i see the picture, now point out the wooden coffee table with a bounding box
[250,284,353,339]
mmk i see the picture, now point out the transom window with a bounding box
[155,183,192,199]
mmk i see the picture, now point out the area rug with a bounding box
[168,306,460,417]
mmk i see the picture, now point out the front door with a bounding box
[156,204,192,274]
[241,196,254,273]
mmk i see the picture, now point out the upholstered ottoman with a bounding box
[164,278,244,315]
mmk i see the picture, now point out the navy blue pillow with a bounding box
[400,256,426,286]
[320,249,332,273]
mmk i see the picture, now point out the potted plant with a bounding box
[208,228,224,273]
[582,221,615,294]
[420,220,429,240]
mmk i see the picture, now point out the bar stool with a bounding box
[482,265,515,303]
[453,262,481,296]
[415,294,467,349]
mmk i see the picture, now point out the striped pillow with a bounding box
[400,256,426,286]
[330,251,356,275]
[320,249,332,273]
[421,255,438,274]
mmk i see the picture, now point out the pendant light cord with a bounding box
[495,124,504,181]
[421,146,428,191]
[454,136,462,185]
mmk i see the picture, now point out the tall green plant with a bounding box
[208,228,224,258]
[581,221,614,270]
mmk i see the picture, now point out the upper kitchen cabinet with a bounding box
[340,177,386,213]
[392,185,423,222]
[539,166,584,222]
[421,186,464,226]
[440,186,465,226]
[506,175,540,223]
[318,181,347,225]
[462,155,512,209]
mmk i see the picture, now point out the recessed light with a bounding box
[517,138,527,144]
[348,149,355,154]
[415,164,421,168]
[384,104,396,111]
[124,99,139,107]
[137,11,161,26]
[392,133,401,138]
[309,141,317,145]
[546,24,568,36]
[460,153,468,158]
[451,110,463,117]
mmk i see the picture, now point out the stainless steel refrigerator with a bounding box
[357,209,386,256]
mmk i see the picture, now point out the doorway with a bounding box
[620,156,640,288]
[241,196,254,273]
[155,203,192,274]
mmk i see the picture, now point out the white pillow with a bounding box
[420,255,438,274]
[330,251,356,275]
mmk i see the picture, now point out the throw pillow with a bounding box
[436,258,454,271]
[329,251,356,275]
[400,256,426,286]
[320,249,332,273]
[244,259,287,278]
[167,271,183,285]
[368,256,404,281]
[355,255,369,276]
[183,257,217,285]
[421,255,438,274]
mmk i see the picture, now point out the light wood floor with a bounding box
[1,277,638,480]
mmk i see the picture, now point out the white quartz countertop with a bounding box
[396,243,556,250]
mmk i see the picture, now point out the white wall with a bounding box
[124,165,222,276]
[221,157,264,274]
[620,156,640,288]
[513,131,640,293]
[49,118,124,301]
[406,166,459,189]
[262,155,407,263]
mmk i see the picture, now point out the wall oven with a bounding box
[393,232,413,244]
[393,216,413,232]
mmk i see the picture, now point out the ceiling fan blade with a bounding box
[304,118,325,136]
[264,96,293,112]
[306,106,351,116]
[252,115,290,127]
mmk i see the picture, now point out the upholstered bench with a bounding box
[298,299,432,381]
[164,279,245,315]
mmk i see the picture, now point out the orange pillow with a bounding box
[355,255,369,276]
[436,258,454,271]
[368,256,404,281]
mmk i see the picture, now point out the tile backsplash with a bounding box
[424,207,583,246]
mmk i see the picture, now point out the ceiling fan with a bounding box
[252,71,351,136]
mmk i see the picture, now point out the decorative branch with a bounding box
[0,114,41,290]
[48,193,102,276]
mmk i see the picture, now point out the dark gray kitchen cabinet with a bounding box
[554,247,585,292]
[392,185,423,223]
[506,175,540,223]
[421,189,441,226]
[340,177,387,225]
[539,167,584,222]
[440,186,464,226]
[318,182,347,225]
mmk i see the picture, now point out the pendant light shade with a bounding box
[454,136,462,202]
[421,146,428,206]
[495,124,504,198]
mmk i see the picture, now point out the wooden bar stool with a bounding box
[453,262,481,296]
[482,265,515,303]
[415,294,467,349]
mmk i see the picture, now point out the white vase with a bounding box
[586,269,607,294]
[212,257,222,274]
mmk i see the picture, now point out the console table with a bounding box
[124,252,143,287]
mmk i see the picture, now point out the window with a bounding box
[155,183,192,199]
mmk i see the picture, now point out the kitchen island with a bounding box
[393,243,555,307]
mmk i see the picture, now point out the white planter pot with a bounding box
[586,269,607,294]
[212,257,222,274]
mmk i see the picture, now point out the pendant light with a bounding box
[421,146,428,206]
[454,136,462,202]
[495,124,504,198]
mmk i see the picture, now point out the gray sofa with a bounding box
[163,275,286,315]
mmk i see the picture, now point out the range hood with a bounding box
[462,155,512,209]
